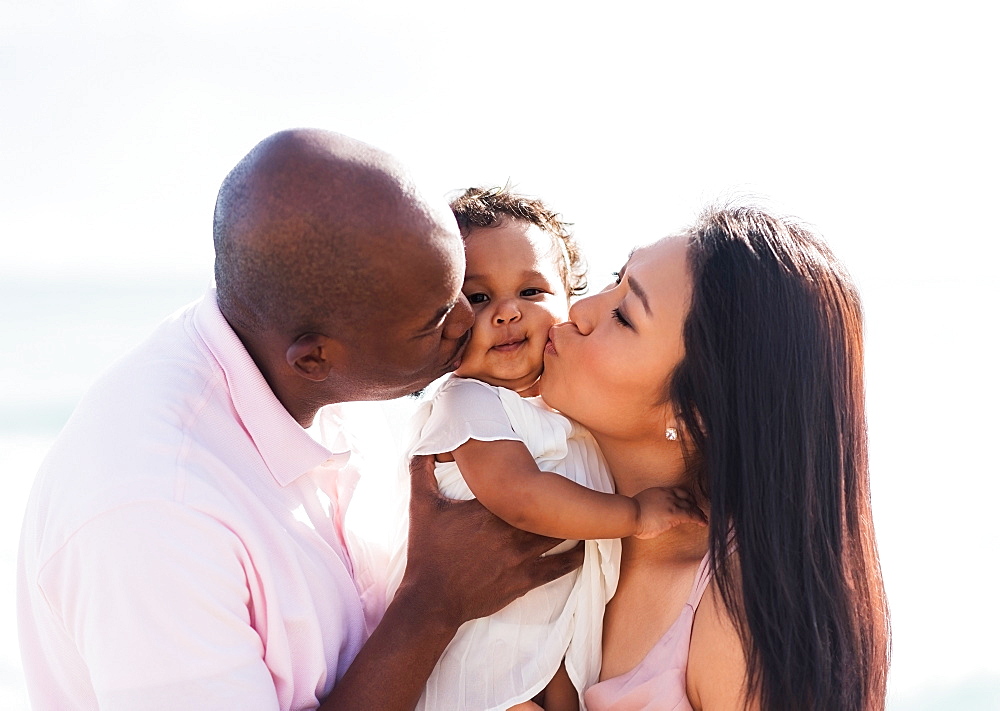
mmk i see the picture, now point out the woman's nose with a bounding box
[568,294,597,335]
[494,300,521,325]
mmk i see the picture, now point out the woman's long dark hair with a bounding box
[670,205,890,710]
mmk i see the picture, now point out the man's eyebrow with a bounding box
[421,301,457,331]
[628,275,652,316]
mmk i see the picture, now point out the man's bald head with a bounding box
[213,129,457,338]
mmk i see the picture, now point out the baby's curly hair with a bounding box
[449,185,588,296]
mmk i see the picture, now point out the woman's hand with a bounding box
[632,486,707,539]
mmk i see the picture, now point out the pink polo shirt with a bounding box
[18,291,371,710]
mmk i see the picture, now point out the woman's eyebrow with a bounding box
[628,276,652,316]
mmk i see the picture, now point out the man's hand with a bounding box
[321,455,584,711]
[394,454,585,629]
[632,486,707,540]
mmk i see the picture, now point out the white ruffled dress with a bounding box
[388,376,621,711]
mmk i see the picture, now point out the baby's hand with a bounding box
[632,486,707,539]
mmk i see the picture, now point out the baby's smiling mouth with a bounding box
[491,337,527,353]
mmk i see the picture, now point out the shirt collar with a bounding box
[193,289,348,487]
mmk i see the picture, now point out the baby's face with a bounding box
[453,220,570,394]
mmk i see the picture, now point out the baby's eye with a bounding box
[520,288,546,298]
[466,293,489,304]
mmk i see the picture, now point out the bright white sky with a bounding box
[3,1,999,707]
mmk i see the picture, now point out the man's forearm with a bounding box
[318,588,458,711]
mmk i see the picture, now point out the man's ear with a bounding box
[286,333,344,382]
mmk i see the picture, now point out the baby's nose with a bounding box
[494,304,521,324]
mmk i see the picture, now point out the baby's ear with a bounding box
[286,333,341,382]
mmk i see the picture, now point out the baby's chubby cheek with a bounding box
[453,342,487,381]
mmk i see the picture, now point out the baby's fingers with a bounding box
[667,486,708,525]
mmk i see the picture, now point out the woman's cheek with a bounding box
[584,341,612,386]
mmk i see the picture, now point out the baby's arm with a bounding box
[450,439,703,540]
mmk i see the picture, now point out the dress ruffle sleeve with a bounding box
[411,377,524,456]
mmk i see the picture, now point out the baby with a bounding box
[388,187,701,711]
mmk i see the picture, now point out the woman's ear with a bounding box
[286,333,343,382]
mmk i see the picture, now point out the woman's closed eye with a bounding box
[611,307,633,329]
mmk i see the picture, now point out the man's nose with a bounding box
[444,294,475,340]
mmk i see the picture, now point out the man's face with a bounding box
[338,227,474,400]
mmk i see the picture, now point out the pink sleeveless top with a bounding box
[584,554,713,711]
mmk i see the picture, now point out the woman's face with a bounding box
[540,235,692,440]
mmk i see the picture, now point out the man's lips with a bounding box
[446,332,471,371]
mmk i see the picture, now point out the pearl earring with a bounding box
[665,427,678,441]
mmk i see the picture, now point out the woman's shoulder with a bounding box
[687,575,759,710]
